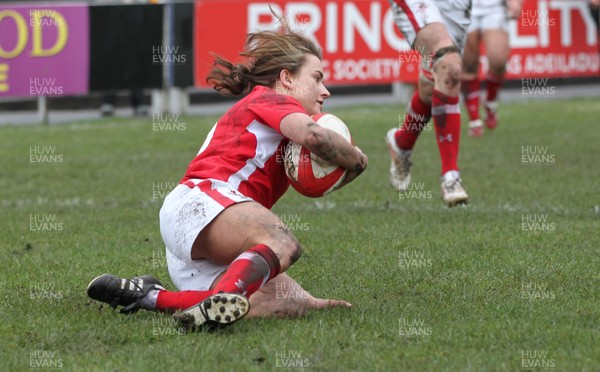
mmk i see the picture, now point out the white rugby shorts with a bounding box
[389,0,472,50]
[159,179,252,291]
[469,3,508,32]
[389,0,472,80]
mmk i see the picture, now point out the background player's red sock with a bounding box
[395,91,431,150]
[212,244,281,297]
[432,89,461,175]
[461,78,481,121]
[485,71,504,103]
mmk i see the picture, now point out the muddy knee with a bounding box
[288,239,303,265]
[279,238,302,270]
[432,46,462,91]
[267,228,303,270]
[280,238,303,269]
[487,60,507,77]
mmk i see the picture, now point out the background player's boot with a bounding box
[87,274,165,314]
[440,171,469,207]
[468,119,484,137]
[484,101,499,130]
[173,293,250,332]
[385,128,413,191]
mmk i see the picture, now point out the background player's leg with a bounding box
[385,77,433,192]
[414,23,468,206]
[462,30,484,136]
[395,78,433,151]
[482,28,510,129]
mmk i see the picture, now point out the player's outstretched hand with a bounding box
[309,297,353,309]
[246,274,352,318]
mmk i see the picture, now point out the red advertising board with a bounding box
[194,0,599,87]
[194,0,415,86]
[503,0,599,78]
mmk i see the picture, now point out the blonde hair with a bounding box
[207,17,322,96]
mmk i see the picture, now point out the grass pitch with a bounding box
[1,97,599,370]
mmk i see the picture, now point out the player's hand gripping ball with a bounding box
[284,113,352,197]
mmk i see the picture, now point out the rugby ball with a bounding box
[284,113,352,197]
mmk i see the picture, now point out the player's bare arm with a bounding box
[280,112,368,172]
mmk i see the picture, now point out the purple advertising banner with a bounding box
[0,3,89,98]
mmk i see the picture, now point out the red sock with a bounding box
[461,78,481,121]
[156,290,211,312]
[432,89,461,175]
[395,91,432,150]
[212,244,281,297]
[154,244,281,312]
[485,71,504,103]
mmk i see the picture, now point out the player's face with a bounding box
[289,54,330,115]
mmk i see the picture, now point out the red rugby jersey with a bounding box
[181,86,306,209]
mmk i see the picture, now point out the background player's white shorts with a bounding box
[389,0,472,51]
[469,4,508,32]
[159,179,252,291]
